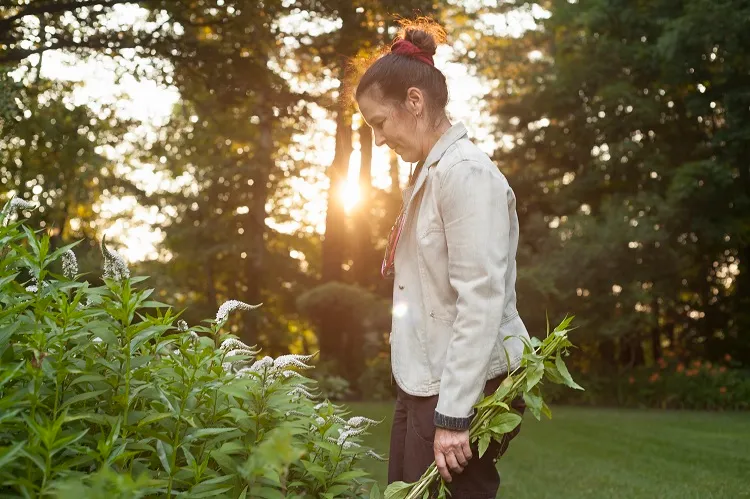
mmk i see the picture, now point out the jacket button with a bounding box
[398,285,404,290]
[430,312,435,318]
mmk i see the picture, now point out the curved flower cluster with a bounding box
[25,277,49,293]
[1,197,35,224]
[219,338,260,373]
[215,300,262,323]
[101,237,130,281]
[62,249,78,279]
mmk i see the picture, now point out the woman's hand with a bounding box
[433,427,472,482]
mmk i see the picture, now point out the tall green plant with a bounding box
[0,198,383,498]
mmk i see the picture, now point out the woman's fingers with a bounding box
[435,450,452,482]
[446,451,465,473]
[461,439,473,464]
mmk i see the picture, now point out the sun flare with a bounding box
[341,180,361,214]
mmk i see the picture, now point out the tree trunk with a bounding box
[321,65,353,283]
[244,93,273,345]
[651,299,662,361]
[389,149,401,200]
[206,259,217,313]
[352,123,373,285]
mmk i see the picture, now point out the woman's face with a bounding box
[357,87,426,163]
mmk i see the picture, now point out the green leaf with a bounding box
[87,321,118,345]
[0,442,24,469]
[252,487,286,499]
[137,412,172,428]
[543,362,566,385]
[68,374,107,387]
[541,401,553,420]
[51,429,89,453]
[488,412,522,436]
[301,459,328,482]
[526,361,544,391]
[553,315,575,336]
[0,272,20,290]
[21,447,46,473]
[140,300,170,308]
[0,320,20,349]
[189,487,234,498]
[0,362,23,389]
[130,325,169,354]
[184,427,236,443]
[324,484,351,497]
[478,434,491,458]
[523,389,543,421]
[61,389,108,409]
[209,450,237,473]
[555,355,584,390]
[155,439,171,474]
[219,382,252,400]
[370,482,381,499]
[384,481,414,499]
[333,469,369,483]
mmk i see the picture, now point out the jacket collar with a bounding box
[405,122,468,208]
[423,121,468,170]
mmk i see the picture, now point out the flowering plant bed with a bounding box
[0,198,381,498]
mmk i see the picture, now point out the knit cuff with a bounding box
[433,410,473,431]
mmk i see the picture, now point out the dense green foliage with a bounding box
[470,0,750,374]
[0,203,382,498]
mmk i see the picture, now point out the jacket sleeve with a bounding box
[433,160,511,430]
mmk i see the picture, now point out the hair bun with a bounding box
[397,18,446,57]
[404,29,437,56]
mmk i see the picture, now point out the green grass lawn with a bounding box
[348,402,750,498]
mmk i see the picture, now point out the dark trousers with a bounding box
[387,377,525,499]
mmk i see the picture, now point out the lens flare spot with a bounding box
[392,302,408,318]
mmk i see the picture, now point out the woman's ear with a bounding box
[405,87,425,116]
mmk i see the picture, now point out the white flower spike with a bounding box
[219,338,257,353]
[273,354,314,370]
[346,416,381,428]
[288,386,315,399]
[62,249,78,279]
[1,197,36,224]
[101,236,130,281]
[247,356,273,373]
[215,300,262,322]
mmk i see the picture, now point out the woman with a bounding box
[355,21,531,498]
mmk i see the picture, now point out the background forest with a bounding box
[2,0,749,410]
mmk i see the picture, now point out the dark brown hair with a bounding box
[355,18,448,120]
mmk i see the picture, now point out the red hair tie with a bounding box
[391,39,434,66]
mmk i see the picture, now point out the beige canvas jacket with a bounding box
[390,122,530,430]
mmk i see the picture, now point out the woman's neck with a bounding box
[420,115,452,161]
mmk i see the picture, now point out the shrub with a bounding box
[356,354,394,402]
[0,199,382,498]
[310,362,353,402]
[545,352,750,410]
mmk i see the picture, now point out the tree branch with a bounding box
[0,0,141,32]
